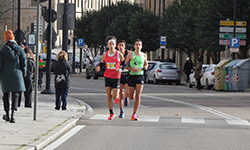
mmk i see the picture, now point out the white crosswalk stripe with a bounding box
[89,114,250,126]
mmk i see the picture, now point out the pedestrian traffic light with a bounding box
[33,0,48,2]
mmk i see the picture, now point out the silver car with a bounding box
[145,62,181,85]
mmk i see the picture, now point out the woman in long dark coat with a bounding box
[194,58,203,91]
[0,30,26,123]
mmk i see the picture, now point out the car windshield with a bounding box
[160,64,178,69]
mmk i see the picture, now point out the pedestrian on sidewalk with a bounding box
[53,50,72,110]
[96,36,127,120]
[0,30,27,123]
[194,58,203,91]
[18,47,35,108]
[183,57,193,83]
[126,39,148,121]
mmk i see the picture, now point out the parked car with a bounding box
[145,62,181,85]
[189,64,209,88]
[144,61,158,83]
[85,55,101,79]
[68,52,87,69]
[200,64,216,89]
[39,53,57,72]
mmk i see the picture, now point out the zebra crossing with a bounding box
[89,114,250,126]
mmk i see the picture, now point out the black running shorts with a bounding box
[105,77,120,88]
[120,72,129,85]
[128,75,144,87]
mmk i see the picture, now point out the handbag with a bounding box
[56,74,66,84]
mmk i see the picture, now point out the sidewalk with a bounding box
[0,91,86,150]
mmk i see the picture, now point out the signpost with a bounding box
[77,38,84,73]
[219,33,246,39]
[219,40,246,46]
[219,27,247,33]
[220,20,247,26]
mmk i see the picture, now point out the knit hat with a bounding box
[186,57,190,61]
[4,30,15,41]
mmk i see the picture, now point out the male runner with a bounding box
[117,40,131,118]
[126,39,148,121]
[96,36,127,120]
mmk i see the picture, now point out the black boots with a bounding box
[2,110,15,123]
[2,111,10,121]
[10,110,15,123]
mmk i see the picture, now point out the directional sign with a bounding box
[219,27,247,33]
[219,33,246,39]
[220,20,247,26]
[230,37,240,48]
[219,40,246,46]
[160,36,166,45]
[77,38,84,48]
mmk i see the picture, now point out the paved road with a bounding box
[44,76,250,150]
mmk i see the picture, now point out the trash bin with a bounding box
[232,58,250,91]
[214,59,231,91]
[223,60,238,91]
[225,59,241,91]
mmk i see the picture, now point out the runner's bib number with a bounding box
[136,67,143,74]
[107,62,116,69]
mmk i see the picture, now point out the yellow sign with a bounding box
[220,20,247,26]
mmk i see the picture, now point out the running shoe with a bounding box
[124,97,129,107]
[114,96,120,104]
[131,113,138,121]
[108,114,114,120]
[119,111,125,118]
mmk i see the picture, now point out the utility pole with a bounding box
[232,0,236,60]
[16,0,21,45]
[161,0,165,61]
[62,0,69,52]
[41,0,54,94]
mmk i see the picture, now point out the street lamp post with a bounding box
[161,0,165,61]
[232,0,236,60]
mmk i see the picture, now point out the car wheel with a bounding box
[153,76,158,84]
[206,79,211,90]
[86,69,91,79]
[93,69,99,80]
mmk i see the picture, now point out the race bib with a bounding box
[107,62,116,69]
[136,67,143,73]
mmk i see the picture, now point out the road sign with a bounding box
[77,38,84,48]
[219,40,246,46]
[160,36,166,45]
[160,45,166,49]
[219,33,246,39]
[230,37,240,48]
[43,9,57,23]
[57,3,75,30]
[220,20,247,26]
[230,48,239,53]
[219,27,247,33]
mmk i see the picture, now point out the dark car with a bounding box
[85,55,101,79]
[68,52,87,69]
[39,53,57,72]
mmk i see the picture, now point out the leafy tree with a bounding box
[128,10,161,59]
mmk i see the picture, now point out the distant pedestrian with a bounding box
[0,30,27,123]
[164,55,173,62]
[194,58,203,91]
[155,56,161,61]
[18,47,36,108]
[53,51,72,110]
[183,57,193,83]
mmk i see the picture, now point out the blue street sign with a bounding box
[77,38,84,48]
[230,37,240,48]
[160,36,166,45]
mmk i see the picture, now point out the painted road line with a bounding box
[43,125,85,150]
[89,114,117,120]
[226,119,250,126]
[138,116,160,122]
[182,117,205,124]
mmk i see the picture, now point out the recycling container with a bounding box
[226,59,241,91]
[232,58,250,91]
[214,59,231,91]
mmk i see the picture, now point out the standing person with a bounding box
[126,39,148,121]
[194,58,203,91]
[18,47,35,108]
[164,55,172,62]
[0,30,27,123]
[183,57,193,83]
[53,51,72,110]
[96,36,126,120]
[117,40,131,118]
[38,55,45,89]
[155,56,161,61]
